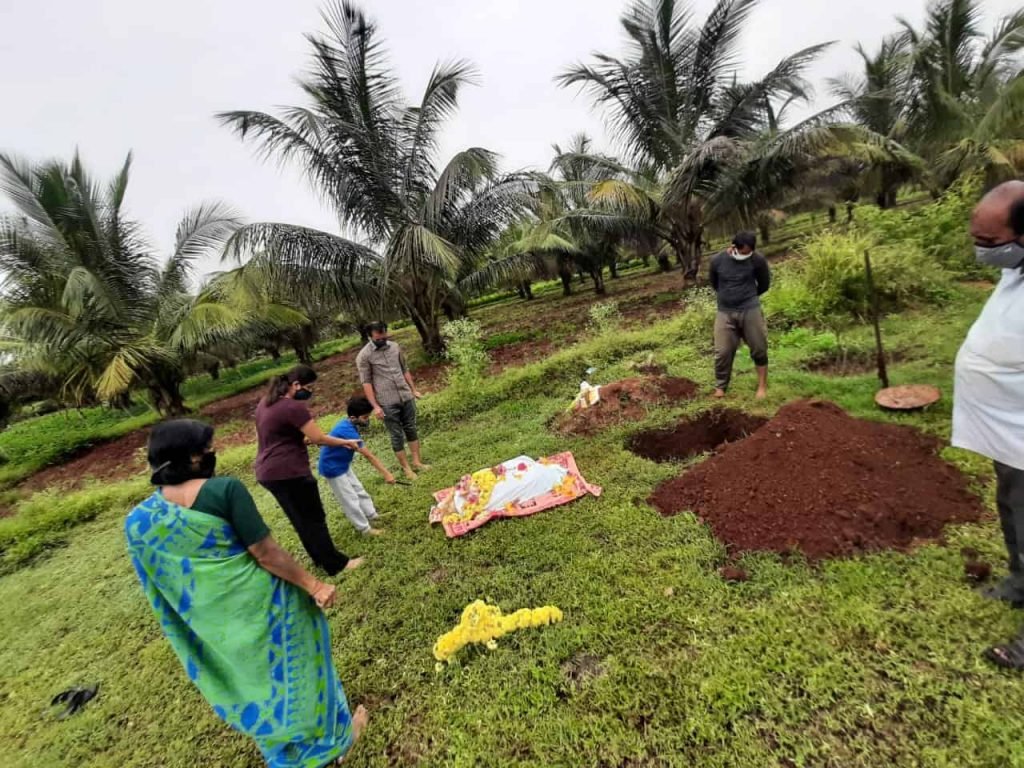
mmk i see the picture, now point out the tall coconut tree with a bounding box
[897,0,1024,185]
[0,151,241,415]
[219,1,530,356]
[558,0,835,277]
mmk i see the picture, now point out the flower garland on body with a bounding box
[441,465,506,525]
[433,600,564,664]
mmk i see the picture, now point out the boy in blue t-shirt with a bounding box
[319,397,395,536]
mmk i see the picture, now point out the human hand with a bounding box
[412,390,424,400]
[383,472,396,485]
[341,439,361,450]
[310,582,337,609]
[373,406,385,420]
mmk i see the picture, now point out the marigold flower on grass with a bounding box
[433,599,564,663]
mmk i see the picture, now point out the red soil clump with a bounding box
[554,377,700,436]
[649,399,984,561]
[628,409,768,462]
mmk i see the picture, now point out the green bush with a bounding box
[442,318,489,387]
[764,231,954,326]
[588,300,623,334]
[856,177,991,279]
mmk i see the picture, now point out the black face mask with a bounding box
[294,388,313,401]
[196,451,217,479]
[372,338,388,349]
[352,418,370,430]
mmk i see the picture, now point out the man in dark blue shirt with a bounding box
[319,397,396,535]
[708,231,772,399]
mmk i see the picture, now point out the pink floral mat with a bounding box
[429,452,602,538]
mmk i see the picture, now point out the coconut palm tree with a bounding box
[558,0,835,277]
[900,0,1023,173]
[0,151,241,415]
[827,36,929,207]
[219,1,530,356]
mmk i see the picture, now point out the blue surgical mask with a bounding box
[975,240,1024,270]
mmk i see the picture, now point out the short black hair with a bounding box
[347,396,374,418]
[366,322,388,335]
[148,419,214,486]
[1011,197,1024,236]
[732,231,757,250]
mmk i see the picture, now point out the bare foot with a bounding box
[404,468,418,481]
[344,557,365,571]
[413,463,431,472]
[366,528,386,536]
[755,388,767,400]
[337,705,369,763]
[713,389,726,399]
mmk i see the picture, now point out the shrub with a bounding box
[764,231,954,327]
[442,318,489,387]
[856,176,991,279]
[588,301,623,334]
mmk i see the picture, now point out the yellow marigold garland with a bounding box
[433,600,564,664]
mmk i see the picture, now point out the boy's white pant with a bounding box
[325,469,378,533]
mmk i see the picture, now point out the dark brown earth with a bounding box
[649,399,984,561]
[553,377,700,437]
[627,409,768,462]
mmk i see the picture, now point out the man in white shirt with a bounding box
[952,181,1024,628]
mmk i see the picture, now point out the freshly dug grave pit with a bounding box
[627,409,768,462]
[649,400,984,561]
[554,377,699,437]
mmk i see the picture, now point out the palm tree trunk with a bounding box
[558,261,573,296]
[609,261,619,279]
[828,205,837,224]
[590,267,607,295]
[408,289,446,357]
[520,281,534,300]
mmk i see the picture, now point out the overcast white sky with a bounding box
[1,0,1019,274]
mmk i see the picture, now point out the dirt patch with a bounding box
[553,377,700,437]
[803,348,909,376]
[561,653,605,692]
[627,409,767,462]
[488,339,553,374]
[649,400,984,561]
[719,566,750,583]
[19,429,151,493]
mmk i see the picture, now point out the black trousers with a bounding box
[261,475,349,575]
[996,462,1024,581]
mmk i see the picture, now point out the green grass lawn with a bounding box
[3,282,1024,767]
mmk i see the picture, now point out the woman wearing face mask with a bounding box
[255,365,365,575]
[126,420,368,765]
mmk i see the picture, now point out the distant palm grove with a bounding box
[0,0,1020,418]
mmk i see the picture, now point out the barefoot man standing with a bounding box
[357,322,430,480]
[709,231,771,399]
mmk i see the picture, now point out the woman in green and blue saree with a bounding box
[126,420,367,767]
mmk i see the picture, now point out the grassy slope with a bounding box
[3,283,1024,767]
[0,338,357,488]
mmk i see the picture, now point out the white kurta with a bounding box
[952,269,1024,470]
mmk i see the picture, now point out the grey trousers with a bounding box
[713,308,768,390]
[326,469,379,533]
[383,399,418,452]
[996,462,1024,587]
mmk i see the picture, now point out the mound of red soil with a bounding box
[554,377,700,436]
[649,400,984,561]
[628,409,768,462]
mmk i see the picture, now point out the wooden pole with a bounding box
[864,250,889,389]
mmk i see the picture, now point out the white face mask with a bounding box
[730,247,752,261]
[975,240,1024,270]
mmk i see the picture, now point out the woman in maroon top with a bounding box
[255,365,365,575]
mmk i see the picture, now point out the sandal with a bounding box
[985,640,1024,670]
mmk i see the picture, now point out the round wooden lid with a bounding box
[875,384,941,411]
